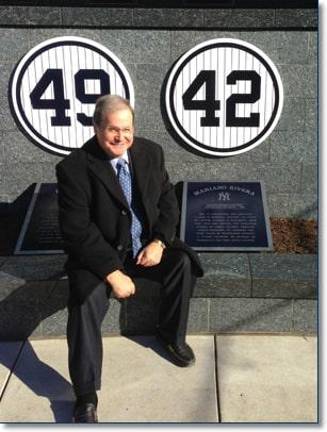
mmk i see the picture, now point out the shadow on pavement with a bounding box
[0,340,74,423]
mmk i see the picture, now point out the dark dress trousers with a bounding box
[56,136,203,395]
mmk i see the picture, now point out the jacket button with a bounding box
[121,210,127,215]
[117,244,124,251]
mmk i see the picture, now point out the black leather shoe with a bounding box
[73,403,98,423]
[156,333,196,367]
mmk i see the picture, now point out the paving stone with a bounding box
[0,336,217,422]
[210,298,293,332]
[216,334,317,422]
[0,339,75,423]
[0,341,24,398]
[195,253,251,298]
[100,335,218,422]
[293,299,317,333]
[251,254,317,299]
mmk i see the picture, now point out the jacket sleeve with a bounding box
[151,146,180,246]
[56,161,124,280]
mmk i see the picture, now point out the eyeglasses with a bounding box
[106,127,133,136]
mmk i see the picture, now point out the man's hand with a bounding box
[106,270,135,299]
[136,241,164,267]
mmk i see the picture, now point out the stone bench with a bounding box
[0,253,317,341]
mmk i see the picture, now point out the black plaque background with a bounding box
[180,181,272,251]
[15,183,64,254]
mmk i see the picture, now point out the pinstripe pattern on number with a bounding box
[167,39,282,155]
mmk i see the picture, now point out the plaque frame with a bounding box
[180,180,273,251]
[14,183,64,255]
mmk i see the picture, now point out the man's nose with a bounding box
[114,130,123,140]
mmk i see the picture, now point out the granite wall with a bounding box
[0,5,318,337]
[0,6,318,221]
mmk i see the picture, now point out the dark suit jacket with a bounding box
[56,135,203,304]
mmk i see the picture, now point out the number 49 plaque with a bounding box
[9,36,134,156]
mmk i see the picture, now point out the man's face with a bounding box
[95,108,134,158]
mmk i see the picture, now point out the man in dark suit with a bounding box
[56,95,203,423]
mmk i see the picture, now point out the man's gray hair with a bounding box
[93,94,134,127]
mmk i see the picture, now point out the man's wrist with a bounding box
[152,238,166,249]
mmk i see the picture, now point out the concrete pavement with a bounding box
[0,334,317,423]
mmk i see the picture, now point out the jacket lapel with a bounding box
[129,138,151,202]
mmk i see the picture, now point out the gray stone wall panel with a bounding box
[195,253,251,298]
[270,131,316,163]
[293,299,317,332]
[275,9,318,28]
[280,64,316,99]
[273,32,310,65]
[250,254,317,299]
[209,298,293,332]
[1,162,57,201]
[62,7,132,27]
[276,98,306,132]
[133,8,203,28]
[1,131,62,164]
[302,164,317,194]
[0,29,29,63]
[267,193,317,219]
[187,298,209,333]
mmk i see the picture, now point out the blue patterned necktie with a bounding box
[116,158,143,257]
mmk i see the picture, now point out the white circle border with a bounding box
[165,38,284,157]
[10,36,135,156]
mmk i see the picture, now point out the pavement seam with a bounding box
[214,335,222,423]
[0,340,26,403]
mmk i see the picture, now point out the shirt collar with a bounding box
[110,151,129,171]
